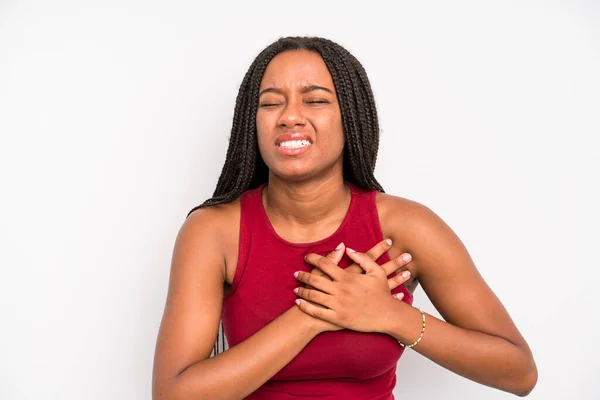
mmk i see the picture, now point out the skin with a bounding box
[152,49,537,399]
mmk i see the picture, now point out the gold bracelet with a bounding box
[399,307,426,348]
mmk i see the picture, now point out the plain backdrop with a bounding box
[1,1,599,399]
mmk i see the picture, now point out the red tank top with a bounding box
[221,182,413,399]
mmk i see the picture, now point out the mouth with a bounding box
[277,139,312,149]
[275,134,313,156]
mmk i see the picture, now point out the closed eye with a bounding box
[259,103,281,107]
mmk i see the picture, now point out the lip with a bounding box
[276,144,311,157]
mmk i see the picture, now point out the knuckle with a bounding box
[365,249,378,261]
[337,293,349,305]
[304,274,314,286]
[316,257,331,268]
[337,312,348,324]
[370,241,389,258]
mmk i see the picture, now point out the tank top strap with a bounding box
[226,184,266,298]
[344,181,383,242]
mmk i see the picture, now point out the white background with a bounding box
[1,1,599,399]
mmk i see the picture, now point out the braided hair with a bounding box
[187,36,384,218]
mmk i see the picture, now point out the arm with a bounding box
[382,198,538,396]
[152,207,320,400]
[293,197,538,396]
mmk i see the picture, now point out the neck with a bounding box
[263,173,350,226]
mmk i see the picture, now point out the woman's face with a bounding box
[256,50,344,182]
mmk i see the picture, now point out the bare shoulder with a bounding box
[375,192,435,228]
[183,198,241,284]
[375,192,464,281]
[375,192,445,246]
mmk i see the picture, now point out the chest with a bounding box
[221,241,406,379]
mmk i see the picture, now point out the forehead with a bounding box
[259,50,335,92]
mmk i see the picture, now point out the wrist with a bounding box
[382,300,424,344]
[289,304,324,337]
[378,296,407,335]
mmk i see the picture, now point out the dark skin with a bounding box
[152,50,537,399]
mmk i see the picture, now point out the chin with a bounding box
[263,153,343,183]
[270,168,315,182]
[270,163,343,184]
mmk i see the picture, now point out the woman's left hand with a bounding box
[294,247,403,333]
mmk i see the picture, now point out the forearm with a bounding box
[383,302,537,396]
[163,307,319,400]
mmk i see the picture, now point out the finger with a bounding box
[295,271,336,294]
[294,286,335,309]
[388,269,411,291]
[345,239,392,275]
[305,253,344,281]
[392,292,405,301]
[325,242,345,264]
[309,242,345,281]
[345,248,382,275]
[295,298,337,322]
[308,267,329,281]
[380,252,412,277]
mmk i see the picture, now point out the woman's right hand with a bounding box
[301,239,413,334]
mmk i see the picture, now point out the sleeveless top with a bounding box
[221,182,413,399]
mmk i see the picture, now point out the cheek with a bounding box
[318,115,344,147]
[255,115,270,146]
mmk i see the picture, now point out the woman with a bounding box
[152,36,537,399]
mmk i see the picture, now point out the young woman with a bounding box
[152,36,537,399]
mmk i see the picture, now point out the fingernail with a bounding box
[402,253,412,262]
[346,247,356,253]
[295,299,301,305]
[294,271,299,278]
[336,242,344,250]
[395,293,405,300]
[293,287,299,294]
[385,238,392,246]
[401,270,410,279]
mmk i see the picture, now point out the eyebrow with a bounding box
[258,85,334,98]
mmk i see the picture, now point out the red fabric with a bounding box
[221,182,413,399]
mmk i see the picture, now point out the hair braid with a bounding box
[322,41,378,190]
[334,44,382,190]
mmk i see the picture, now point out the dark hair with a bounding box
[187,36,384,218]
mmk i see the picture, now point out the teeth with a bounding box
[279,140,311,149]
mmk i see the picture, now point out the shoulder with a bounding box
[375,192,462,278]
[184,199,240,238]
[375,191,440,232]
[180,198,241,276]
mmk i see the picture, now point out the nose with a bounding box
[277,99,306,128]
